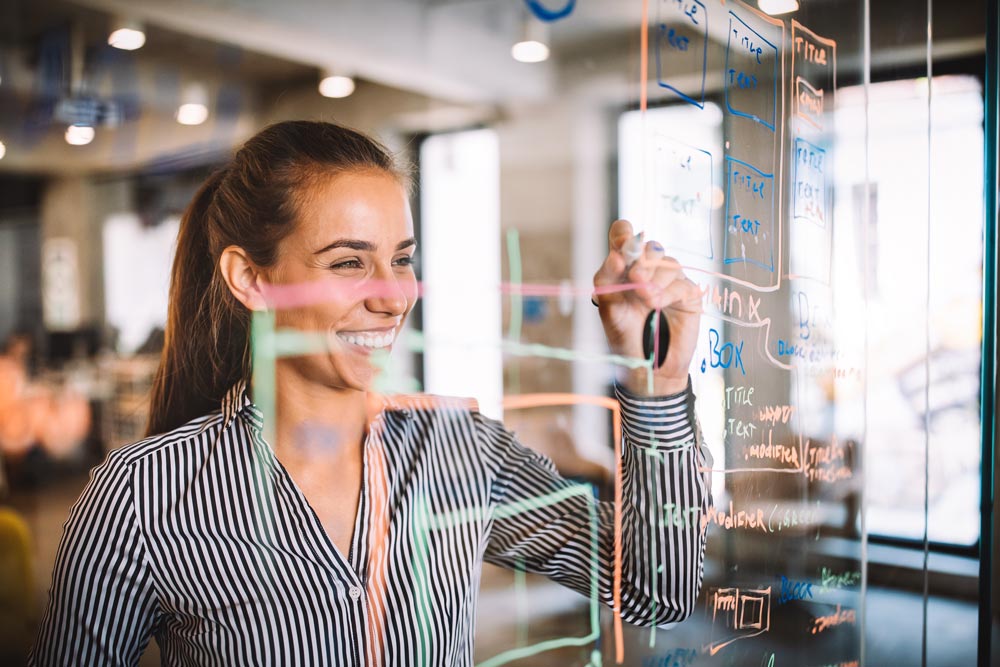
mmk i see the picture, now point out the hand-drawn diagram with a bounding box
[791,21,837,132]
[654,133,714,258]
[792,138,827,228]
[725,11,779,131]
[723,156,775,272]
[244,1,858,665]
[655,0,709,108]
[789,20,837,284]
[706,586,772,655]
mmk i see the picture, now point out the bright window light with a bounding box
[420,129,502,419]
[837,75,984,545]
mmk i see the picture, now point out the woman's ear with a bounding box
[219,245,267,311]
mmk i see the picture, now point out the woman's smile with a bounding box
[333,325,398,352]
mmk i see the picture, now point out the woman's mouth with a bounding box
[335,328,396,351]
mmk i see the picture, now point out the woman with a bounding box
[31,121,711,666]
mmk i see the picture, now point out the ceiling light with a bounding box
[108,18,146,51]
[0,141,6,160]
[65,125,94,146]
[318,71,356,98]
[176,83,209,125]
[512,18,550,63]
[758,0,799,15]
[176,103,209,125]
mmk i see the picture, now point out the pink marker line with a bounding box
[258,279,655,310]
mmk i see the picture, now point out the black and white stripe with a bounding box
[30,380,711,666]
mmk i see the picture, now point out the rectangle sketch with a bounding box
[724,156,775,272]
[707,586,772,655]
[791,20,838,134]
[725,10,779,131]
[654,133,714,259]
[655,0,709,108]
[790,137,832,282]
[792,137,827,227]
[795,77,825,129]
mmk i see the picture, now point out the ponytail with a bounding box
[146,169,248,437]
[145,121,408,437]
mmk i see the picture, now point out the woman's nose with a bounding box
[365,266,412,316]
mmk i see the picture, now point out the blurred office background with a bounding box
[0,0,994,665]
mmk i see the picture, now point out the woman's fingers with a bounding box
[626,255,700,311]
[595,222,700,312]
[593,219,636,301]
[608,219,635,252]
[656,275,703,313]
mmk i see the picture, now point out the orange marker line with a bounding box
[502,392,624,664]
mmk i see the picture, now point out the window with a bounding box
[418,129,503,418]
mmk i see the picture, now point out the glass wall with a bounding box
[0,0,992,665]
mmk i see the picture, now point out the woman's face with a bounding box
[266,169,417,392]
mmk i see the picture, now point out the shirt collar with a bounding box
[221,379,261,431]
[220,379,416,432]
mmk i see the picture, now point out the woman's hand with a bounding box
[593,219,702,396]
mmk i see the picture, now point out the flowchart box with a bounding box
[723,156,775,272]
[792,20,837,132]
[655,0,708,108]
[790,138,831,282]
[796,77,824,129]
[654,133,714,258]
[792,138,826,227]
[725,10,779,131]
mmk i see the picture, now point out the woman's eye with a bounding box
[329,259,363,270]
[393,256,415,267]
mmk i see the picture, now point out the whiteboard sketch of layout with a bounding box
[706,586,772,656]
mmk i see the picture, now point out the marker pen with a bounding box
[622,231,670,369]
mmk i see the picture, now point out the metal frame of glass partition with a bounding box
[979,1,998,664]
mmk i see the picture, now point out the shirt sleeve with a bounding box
[481,378,712,626]
[29,452,160,666]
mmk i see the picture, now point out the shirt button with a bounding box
[349,586,362,601]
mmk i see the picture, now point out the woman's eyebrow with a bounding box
[314,237,416,255]
[313,239,374,254]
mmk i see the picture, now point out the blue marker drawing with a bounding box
[524,0,575,22]
[724,11,778,131]
[724,156,775,272]
[653,133,714,259]
[654,0,708,109]
[792,137,827,227]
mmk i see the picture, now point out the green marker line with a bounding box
[409,482,602,667]
[252,310,278,447]
[249,309,282,591]
[506,228,523,395]
[506,228,523,344]
[265,327,653,374]
[411,494,433,667]
[402,329,651,373]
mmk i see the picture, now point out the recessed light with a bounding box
[65,125,95,146]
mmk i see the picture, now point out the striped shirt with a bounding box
[31,380,711,666]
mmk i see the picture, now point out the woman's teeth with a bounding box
[337,330,395,349]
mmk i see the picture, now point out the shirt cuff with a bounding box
[614,376,697,450]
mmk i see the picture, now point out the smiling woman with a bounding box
[28,120,712,666]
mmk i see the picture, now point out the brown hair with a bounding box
[146,120,408,437]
